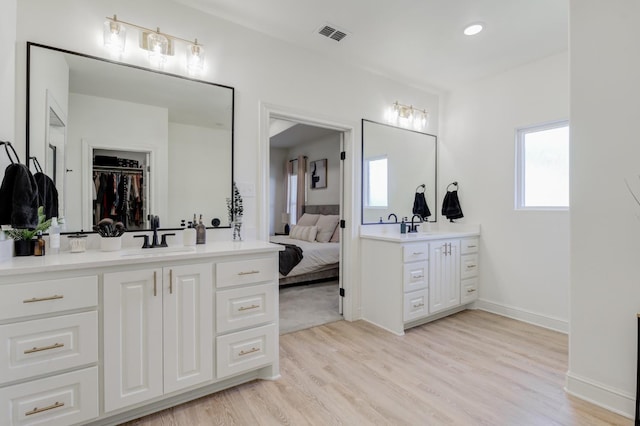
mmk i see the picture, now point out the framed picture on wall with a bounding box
[310,159,327,189]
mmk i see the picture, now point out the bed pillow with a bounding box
[296,213,320,226]
[330,225,340,243]
[289,225,318,242]
[315,214,340,243]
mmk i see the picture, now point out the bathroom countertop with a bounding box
[0,240,283,277]
[360,224,480,243]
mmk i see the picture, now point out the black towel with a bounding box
[34,172,59,220]
[442,190,464,221]
[412,192,431,220]
[0,163,39,228]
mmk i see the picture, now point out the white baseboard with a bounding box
[565,371,635,420]
[474,298,569,334]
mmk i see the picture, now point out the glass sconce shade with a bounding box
[147,31,169,68]
[103,19,126,53]
[187,42,205,76]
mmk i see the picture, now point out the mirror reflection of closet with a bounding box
[90,147,150,231]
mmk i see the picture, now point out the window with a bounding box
[287,159,298,224]
[515,120,569,210]
[364,156,388,208]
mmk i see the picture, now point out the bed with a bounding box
[270,205,340,286]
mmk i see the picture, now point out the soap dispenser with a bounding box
[400,217,407,234]
[196,214,206,244]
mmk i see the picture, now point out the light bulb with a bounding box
[103,16,126,54]
[187,41,205,76]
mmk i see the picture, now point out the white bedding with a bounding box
[270,235,339,278]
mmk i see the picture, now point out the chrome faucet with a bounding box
[409,214,423,233]
[387,213,398,223]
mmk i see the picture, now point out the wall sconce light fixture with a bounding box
[103,15,205,75]
[386,101,429,130]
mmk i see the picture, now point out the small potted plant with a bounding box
[6,206,52,256]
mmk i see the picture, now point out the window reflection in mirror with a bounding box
[26,43,234,232]
[361,119,437,224]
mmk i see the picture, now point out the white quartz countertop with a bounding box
[360,224,480,243]
[0,240,283,277]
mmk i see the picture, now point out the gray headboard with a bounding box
[302,204,340,215]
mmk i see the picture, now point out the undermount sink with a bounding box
[120,246,196,257]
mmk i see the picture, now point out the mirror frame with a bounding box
[361,119,438,225]
[25,42,235,233]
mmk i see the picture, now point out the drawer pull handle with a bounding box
[467,288,477,293]
[238,304,260,312]
[154,271,157,297]
[239,347,260,356]
[412,274,424,279]
[25,401,65,416]
[23,295,63,303]
[412,252,424,255]
[169,269,173,294]
[467,245,477,248]
[238,270,260,276]
[467,264,477,268]
[24,342,64,354]
[413,303,425,308]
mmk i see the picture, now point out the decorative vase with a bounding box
[100,236,122,252]
[14,239,34,256]
[232,217,243,241]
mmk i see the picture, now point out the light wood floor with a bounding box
[123,310,632,425]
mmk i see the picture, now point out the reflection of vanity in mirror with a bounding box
[361,119,437,225]
[27,43,234,232]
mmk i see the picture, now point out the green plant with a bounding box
[6,207,53,241]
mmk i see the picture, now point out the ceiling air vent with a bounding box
[317,24,349,42]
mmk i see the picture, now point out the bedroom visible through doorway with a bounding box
[268,118,345,334]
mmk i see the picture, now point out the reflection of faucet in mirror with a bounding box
[387,213,398,223]
[150,215,160,247]
[409,214,423,233]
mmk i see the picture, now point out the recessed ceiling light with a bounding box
[463,23,484,36]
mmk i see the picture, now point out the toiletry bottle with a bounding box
[400,217,407,234]
[49,217,60,254]
[34,231,45,256]
[183,221,197,246]
[196,214,206,244]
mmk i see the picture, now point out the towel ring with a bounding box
[415,184,426,193]
[0,141,20,165]
[447,181,459,192]
[29,156,43,174]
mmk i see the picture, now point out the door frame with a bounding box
[258,102,357,321]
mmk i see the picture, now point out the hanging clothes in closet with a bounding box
[93,168,144,229]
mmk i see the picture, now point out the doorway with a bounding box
[262,107,351,333]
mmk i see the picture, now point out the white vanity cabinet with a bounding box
[103,262,213,412]
[361,231,480,335]
[0,241,281,426]
[429,239,461,314]
[0,275,99,426]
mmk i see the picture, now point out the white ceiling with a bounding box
[173,0,568,92]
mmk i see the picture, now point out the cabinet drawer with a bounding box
[403,261,428,292]
[461,278,479,304]
[216,257,276,288]
[403,243,428,263]
[216,283,276,333]
[0,366,98,426]
[216,324,277,379]
[404,289,428,322]
[0,276,98,321]
[461,238,479,255]
[0,312,98,384]
[461,254,479,279]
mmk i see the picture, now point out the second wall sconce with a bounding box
[385,101,429,130]
[103,15,205,75]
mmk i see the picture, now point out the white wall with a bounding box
[68,93,168,230]
[168,122,231,228]
[441,52,570,332]
[567,0,640,418]
[0,0,17,171]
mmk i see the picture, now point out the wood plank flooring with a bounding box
[122,310,632,425]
